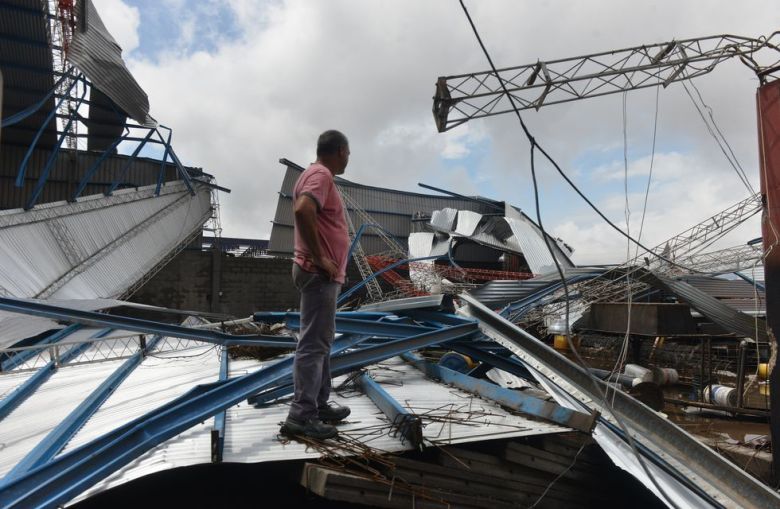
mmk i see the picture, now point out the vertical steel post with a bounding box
[757,79,780,478]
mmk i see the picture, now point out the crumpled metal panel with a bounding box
[454,210,482,236]
[430,208,458,232]
[68,0,156,127]
[504,206,574,275]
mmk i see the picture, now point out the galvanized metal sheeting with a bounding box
[68,0,155,127]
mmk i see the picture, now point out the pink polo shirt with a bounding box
[292,163,350,284]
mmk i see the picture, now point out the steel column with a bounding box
[757,79,780,478]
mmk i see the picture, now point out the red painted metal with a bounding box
[757,79,780,476]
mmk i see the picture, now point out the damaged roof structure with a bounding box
[1,1,780,508]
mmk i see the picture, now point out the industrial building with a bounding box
[0,1,779,508]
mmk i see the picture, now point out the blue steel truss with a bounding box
[0,321,478,508]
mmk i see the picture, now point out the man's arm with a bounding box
[294,195,339,280]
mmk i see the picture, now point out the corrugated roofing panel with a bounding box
[0,181,212,299]
[0,359,126,478]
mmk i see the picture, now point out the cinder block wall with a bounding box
[130,250,365,318]
[131,250,301,318]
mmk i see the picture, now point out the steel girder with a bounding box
[0,322,478,508]
[458,293,780,509]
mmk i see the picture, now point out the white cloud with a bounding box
[92,0,779,264]
[92,0,140,55]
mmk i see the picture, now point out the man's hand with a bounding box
[315,256,339,281]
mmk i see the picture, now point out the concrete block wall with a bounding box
[130,250,366,319]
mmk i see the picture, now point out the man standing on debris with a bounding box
[281,130,352,440]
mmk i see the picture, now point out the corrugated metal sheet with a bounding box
[1,145,183,210]
[645,272,768,342]
[68,0,155,126]
[0,181,212,299]
[0,0,57,150]
[0,342,568,502]
[0,359,127,478]
[269,162,494,256]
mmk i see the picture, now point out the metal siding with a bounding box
[0,359,127,479]
[0,182,212,299]
[270,163,494,256]
[1,146,182,210]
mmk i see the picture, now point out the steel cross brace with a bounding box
[400,352,595,433]
[0,322,478,508]
[0,327,95,422]
[1,324,83,372]
[0,297,293,347]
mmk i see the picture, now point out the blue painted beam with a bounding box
[3,334,163,481]
[356,372,424,450]
[155,129,172,196]
[0,328,109,422]
[25,80,89,209]
[1,324,83,372]
[253,312,435,338]
[0,322,477,508]
[211,347,229,463]
[247,333,376,406]
[0,296,297,347]
[105,128,156,196]
[401,352,596,433]
[71,131,127,200]
[15,73,79,187]
[447,342,535,383]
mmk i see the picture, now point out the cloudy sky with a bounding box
[93,0,780,265]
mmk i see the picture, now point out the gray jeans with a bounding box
[288,263,342,421]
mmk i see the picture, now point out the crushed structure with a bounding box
[1,2,780,508]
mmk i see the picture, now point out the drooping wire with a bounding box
[456,2,681,507]
[681,80,756,196]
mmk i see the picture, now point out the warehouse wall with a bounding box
[130,249,364,318]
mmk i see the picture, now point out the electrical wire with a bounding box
[681,80,756,196]
[456,2,681,507]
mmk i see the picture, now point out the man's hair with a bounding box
[317,130,349,156]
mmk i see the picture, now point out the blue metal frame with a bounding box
[0,296,294,347]
[1,71,72,128]
[105,128,157,196]
[15,73,81,188]
[255,312,436,338]
[71,129,128,200]
[733,271,766,292]
[156,129,172,196]
[0,328,108,422]
[1,324,83,372]
[401,352,596,432]
[0,322,477,508]
[25,79,89,210]
[155,126,195,195]
[2,333,162,482]
[356,372,423,450]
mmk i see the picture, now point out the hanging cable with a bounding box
[681,81,756,195]
[456,2,681,507]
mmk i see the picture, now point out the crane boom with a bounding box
[433,33,780,132]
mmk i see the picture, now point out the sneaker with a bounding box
[280,416,338,440]
[318,402,351,422]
